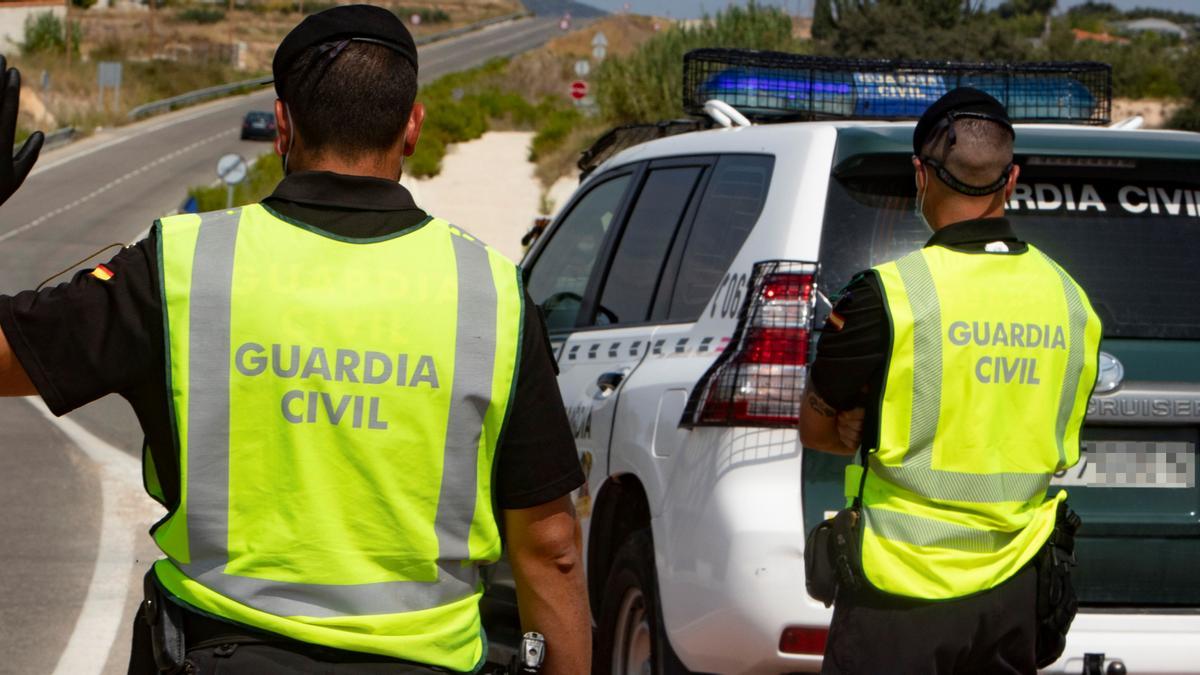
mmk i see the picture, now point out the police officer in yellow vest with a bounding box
[0,6,590,673]
[801,88,1101,674]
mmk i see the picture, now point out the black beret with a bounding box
[273,4,418,99]
[913,86,1013,156]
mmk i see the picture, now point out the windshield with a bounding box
[819,155,1200,340]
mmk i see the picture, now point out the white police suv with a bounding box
[508,50,1200,674]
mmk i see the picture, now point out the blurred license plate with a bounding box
[1052,440,1195,488]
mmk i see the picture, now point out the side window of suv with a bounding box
[667,155,775,321]
[595,166,704,326]
[527,174,632,333]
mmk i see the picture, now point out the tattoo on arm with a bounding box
[806,390,838,417]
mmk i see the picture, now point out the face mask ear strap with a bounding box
[921,155,1011,197]
[283,102,296,175]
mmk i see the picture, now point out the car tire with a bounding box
[595,529,690,675]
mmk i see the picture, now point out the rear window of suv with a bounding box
[819,154,1200,340]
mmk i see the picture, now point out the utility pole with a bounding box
[64,2,71,68]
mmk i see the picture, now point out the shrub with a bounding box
[23,12,78,55]
[1168,105,1200,132]
[176,6,226,24]
[530,106,581,161]
[190,153,283,211]
[595,3,800,124]
[396,7,451,24]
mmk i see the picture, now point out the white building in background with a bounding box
[1115,18,1190,41]
[0,0,67,52]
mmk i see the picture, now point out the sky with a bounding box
[574,0,1200,19]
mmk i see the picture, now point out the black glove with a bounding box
[1,55,44,207]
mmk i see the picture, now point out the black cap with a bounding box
[912,86,1013,156]
[272,4,418,99]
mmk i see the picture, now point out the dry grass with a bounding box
[1112,98,1186,128]
[10,1,522,135]
[542,14,668,59]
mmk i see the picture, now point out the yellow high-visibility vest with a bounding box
[852,243,1100,599]
[146,204,523,671]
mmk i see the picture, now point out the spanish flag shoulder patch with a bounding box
[826,310,846,331]
[90,264,115,282]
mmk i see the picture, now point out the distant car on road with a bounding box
[241,111,276,141]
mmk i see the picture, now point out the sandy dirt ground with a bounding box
[405,130,549,263]
[1112,98,1185,128]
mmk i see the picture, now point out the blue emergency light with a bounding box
[683,49,1111,125]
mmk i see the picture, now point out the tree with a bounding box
[813,0,1023,61]
[812,0,835,40]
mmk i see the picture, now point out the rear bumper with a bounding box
[654,434,829,674]
[1043,611,1200,674]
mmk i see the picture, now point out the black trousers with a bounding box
[821,563,1038,675]
[128,604,449,674]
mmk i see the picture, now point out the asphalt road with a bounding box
[0,15,568,674]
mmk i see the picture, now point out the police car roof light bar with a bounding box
[682,49,1112,125]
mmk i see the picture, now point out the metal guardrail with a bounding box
[42,126,76,150]
[126,9,532,121]
[127,75,272,120]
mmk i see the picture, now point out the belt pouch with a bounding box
[804,517,838,606]
[1034,501,1082,668]
[143,570,186,672]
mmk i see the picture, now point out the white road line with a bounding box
[0,128,237,245]
[30,92,271,178]
[25,398,159,675]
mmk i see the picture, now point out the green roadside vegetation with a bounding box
[190,152,284,212]
[12,1,519,142]
[188,56,586,210]
[807,0,1200,127]
[595,4,801,124]
[189,0,1200,212]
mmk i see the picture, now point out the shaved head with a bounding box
[920,118,1013,190]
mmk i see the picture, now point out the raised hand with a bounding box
[1,55,44,207]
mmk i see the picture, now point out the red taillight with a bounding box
[779,626,828,655]
[686,262,819,428]
[743,326,808,365]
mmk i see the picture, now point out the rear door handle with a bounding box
[597,371,625,394]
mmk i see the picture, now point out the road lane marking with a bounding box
[419,19,554,72]
[30,92,272,178]
[25,398,159,675]
[0,129,237,246]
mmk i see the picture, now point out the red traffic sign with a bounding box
[570,80,588,100]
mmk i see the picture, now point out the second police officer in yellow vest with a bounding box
[0,5,591,673]
[801,88,1101,674]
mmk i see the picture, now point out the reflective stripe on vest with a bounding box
[150,205,523,670]
[858,243,1100,599]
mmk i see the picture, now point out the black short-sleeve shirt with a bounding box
[809,217,1027,448]
[0,171,583,510]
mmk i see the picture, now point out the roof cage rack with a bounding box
[683,49,1112,125]
[578,119,709,178]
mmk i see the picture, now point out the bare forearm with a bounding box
[0,325,34,396]
[799,387,857,456]
[507,501,591,675]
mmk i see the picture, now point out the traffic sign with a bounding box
[217,153,248,185]
[574,59,591,77]
[217,153,249,209]
[592,32,608,61]
[570,81,589,101]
